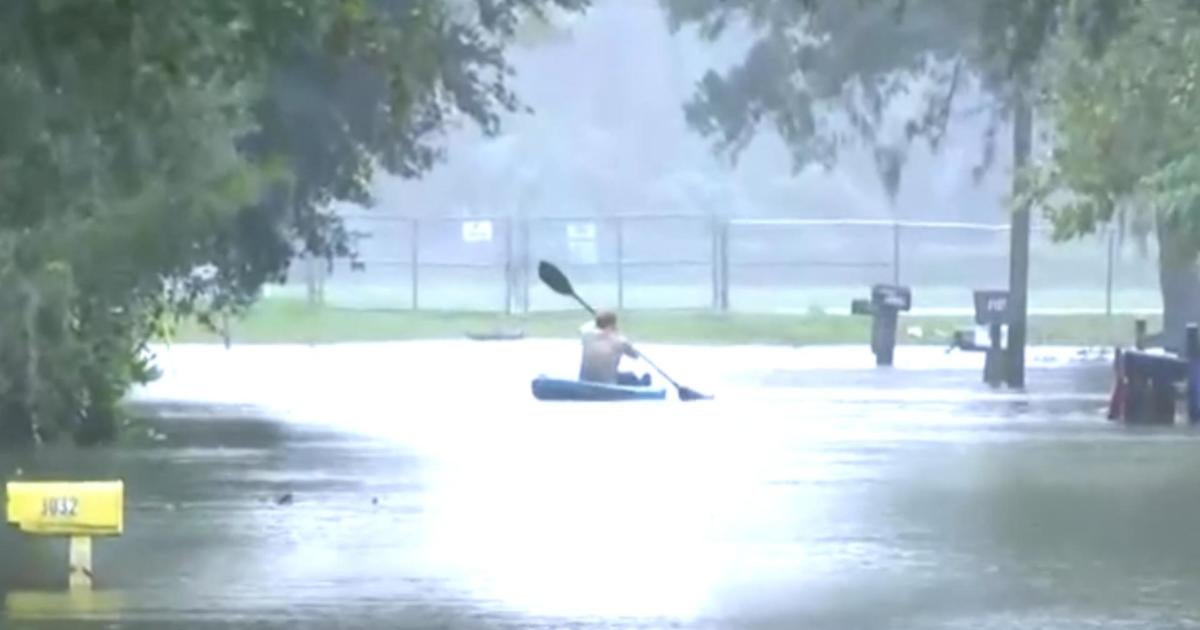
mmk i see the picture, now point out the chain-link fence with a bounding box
[267,212,1160,316]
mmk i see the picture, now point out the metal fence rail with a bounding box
[269,213,1159,316]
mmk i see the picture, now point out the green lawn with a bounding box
[167,299,1156,347]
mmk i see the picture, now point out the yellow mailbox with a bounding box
[6,480,125,590]
[6,480,124,536]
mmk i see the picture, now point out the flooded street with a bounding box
[4,341,1200,629]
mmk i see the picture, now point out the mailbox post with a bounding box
[972,290,1010,387]
[6,480,124,590]
[850,284,912,367]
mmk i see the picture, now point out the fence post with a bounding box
[410,218,419,310]
[715,219,724,309]
[504,216,513,315]
[304,253,323,307]
[710,215,719,311]
[521,217,531,313]
[616,217,624,310]
[1105,227,1115,318]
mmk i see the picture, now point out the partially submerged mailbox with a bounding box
[850,284,912,367]
[948,290,1011,386]
[973,290,1010,328]
[6,480,124,590]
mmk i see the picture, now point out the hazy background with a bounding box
[272,0,1157,316]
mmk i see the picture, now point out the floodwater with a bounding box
[3,340,1200,629]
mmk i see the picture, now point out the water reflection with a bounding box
[5,589,128,620]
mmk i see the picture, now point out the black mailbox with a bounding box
[973,290,1010,326]
[873,284,912,312]
[970,289,1010,386]
[850,284,913,367]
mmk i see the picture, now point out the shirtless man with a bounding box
[578,310,648,386]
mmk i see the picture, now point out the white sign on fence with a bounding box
[461,220,493,243]
[565,222,596,241]
[566,222,597,264]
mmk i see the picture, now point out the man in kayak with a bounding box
[579,310,651,386]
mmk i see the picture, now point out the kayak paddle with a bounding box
[537,260,712,401]
[537,259,597,313]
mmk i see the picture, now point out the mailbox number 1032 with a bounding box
[42,497,79,517]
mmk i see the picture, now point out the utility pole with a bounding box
[1005,86,1033,388]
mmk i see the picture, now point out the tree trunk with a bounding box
[0,281,40,446]
[1156,218,1200,352]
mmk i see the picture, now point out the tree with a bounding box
[659,0,1123,178]
[187,0,590,321]
[661,0,1179,379]
[1024,0,1200,349]
[0,0,589,446]
[0,0,274,444]
[660,1,986,174]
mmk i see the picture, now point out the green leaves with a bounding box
[1028,1,1200,244]
[0,0,593,445]
[661,0,1165,198]
[662,0,989,173]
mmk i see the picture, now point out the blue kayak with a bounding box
[531,375,668,401]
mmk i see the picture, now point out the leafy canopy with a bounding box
[1023,1,1200,252]
[0,0,589,444]
[659,0,1130,181]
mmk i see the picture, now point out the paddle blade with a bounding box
[538,260,575,296]
[677,386,712,401]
